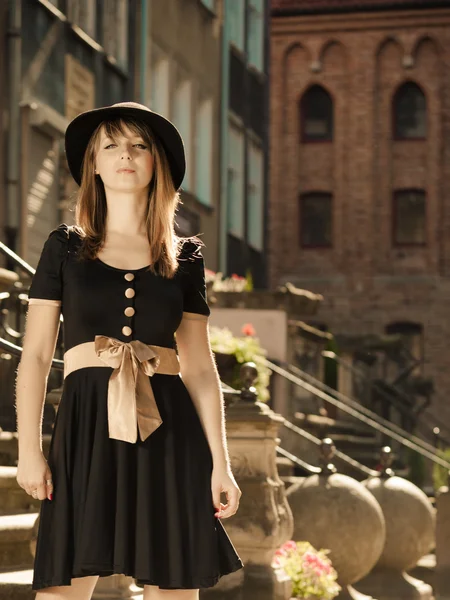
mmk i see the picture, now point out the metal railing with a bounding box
[264,357,450,470]
[324,350,450,447]
[280,418,379,477]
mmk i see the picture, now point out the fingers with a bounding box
[21,475,53,502]
[212,488,221,513]
[45,470,54,501]
[36,483,47,501]
[215,486,242,519]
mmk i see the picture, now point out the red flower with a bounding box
[242,323,256,336]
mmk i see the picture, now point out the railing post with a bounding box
[356,447,435,600]
[285,438,386,600]
[435,473,450,600]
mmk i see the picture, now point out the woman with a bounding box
[15,101,243,600]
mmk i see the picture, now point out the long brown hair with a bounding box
[73,116,199,278]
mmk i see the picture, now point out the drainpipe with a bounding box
[140,0,149,103]
[5,0,22,254]
[219,0,230,274]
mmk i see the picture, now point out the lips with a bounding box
[117,168,135,173]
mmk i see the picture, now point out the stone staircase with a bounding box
[0,432,51,599]
[278,412,408,481]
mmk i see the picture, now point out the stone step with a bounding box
[0,570,34,600]
[0,569,147,600]
[276,456,295,478]
[408,553,435,589]
[347,448,403,466]
[0,432,52,467]
[294,412,376,438]
[0,513,38,570]
[329,433,381,456]
[0,467,41,515]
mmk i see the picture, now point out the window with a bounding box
[173,80,192,191]
[103,0,128,68]
[248,0,264,71]
[247,141,264,250]
[393,82,426,140]
[393,190,426,246]
[299,192,333,247]
[195,98,213,206]
[150,58,170,117]
[301,85,333,142]
[67,0,96,38]
[227,125,244,238]
[228,2,245,51]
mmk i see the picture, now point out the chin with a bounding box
[105,180,149,192]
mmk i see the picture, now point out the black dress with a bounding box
[27,224,244,591]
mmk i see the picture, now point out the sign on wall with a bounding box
[65,54,95,120]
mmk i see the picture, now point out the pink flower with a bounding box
[272,556,284,568]
[282,540,298,552]
[241,323,256,337]
[304,551,332,575]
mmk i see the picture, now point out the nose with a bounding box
[120,144,132,160]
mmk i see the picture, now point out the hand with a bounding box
[16,451,54,501]
[211,464,242,519]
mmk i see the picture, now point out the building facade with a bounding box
[1,0,138,267]
[145,0,222,269]
[221,0,269,288]
[270,0,450,432]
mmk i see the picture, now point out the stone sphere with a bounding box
[362,476,435,571]
[287,473,386,585]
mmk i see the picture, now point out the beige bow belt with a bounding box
[63,336,180,444]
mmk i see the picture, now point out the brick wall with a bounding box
[270,6,450,433]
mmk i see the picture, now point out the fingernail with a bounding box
[49,493,53,501]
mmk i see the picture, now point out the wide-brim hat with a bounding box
[65,101,186,190]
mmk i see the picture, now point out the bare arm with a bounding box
[15,303,60,501]
[176,315,241,519]
[175,316,230,470]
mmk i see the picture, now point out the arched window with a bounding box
[300,85,333,142]
[393,82,427,139]
[392,189,426,246]
[299,192,333,247]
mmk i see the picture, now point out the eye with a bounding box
[134,143,148,149]
[104,143,116,149]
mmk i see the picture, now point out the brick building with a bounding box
[270,0,450,436]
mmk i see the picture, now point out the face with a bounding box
[94,123,154,192]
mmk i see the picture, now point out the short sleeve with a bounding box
[180,240,211,321]
[27,224,69,307]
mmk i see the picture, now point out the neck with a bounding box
[103,188,149,236]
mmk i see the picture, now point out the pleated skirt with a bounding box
[31,367,244,591]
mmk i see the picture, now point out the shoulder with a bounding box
[43,223,83,256]
[177,236,205,263]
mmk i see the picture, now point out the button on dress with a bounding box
[27,224,244,591]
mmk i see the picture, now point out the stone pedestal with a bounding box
[357,475,435,600]
[356,568,432,600]
[435,485,450,600]
[211,392,294,600]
